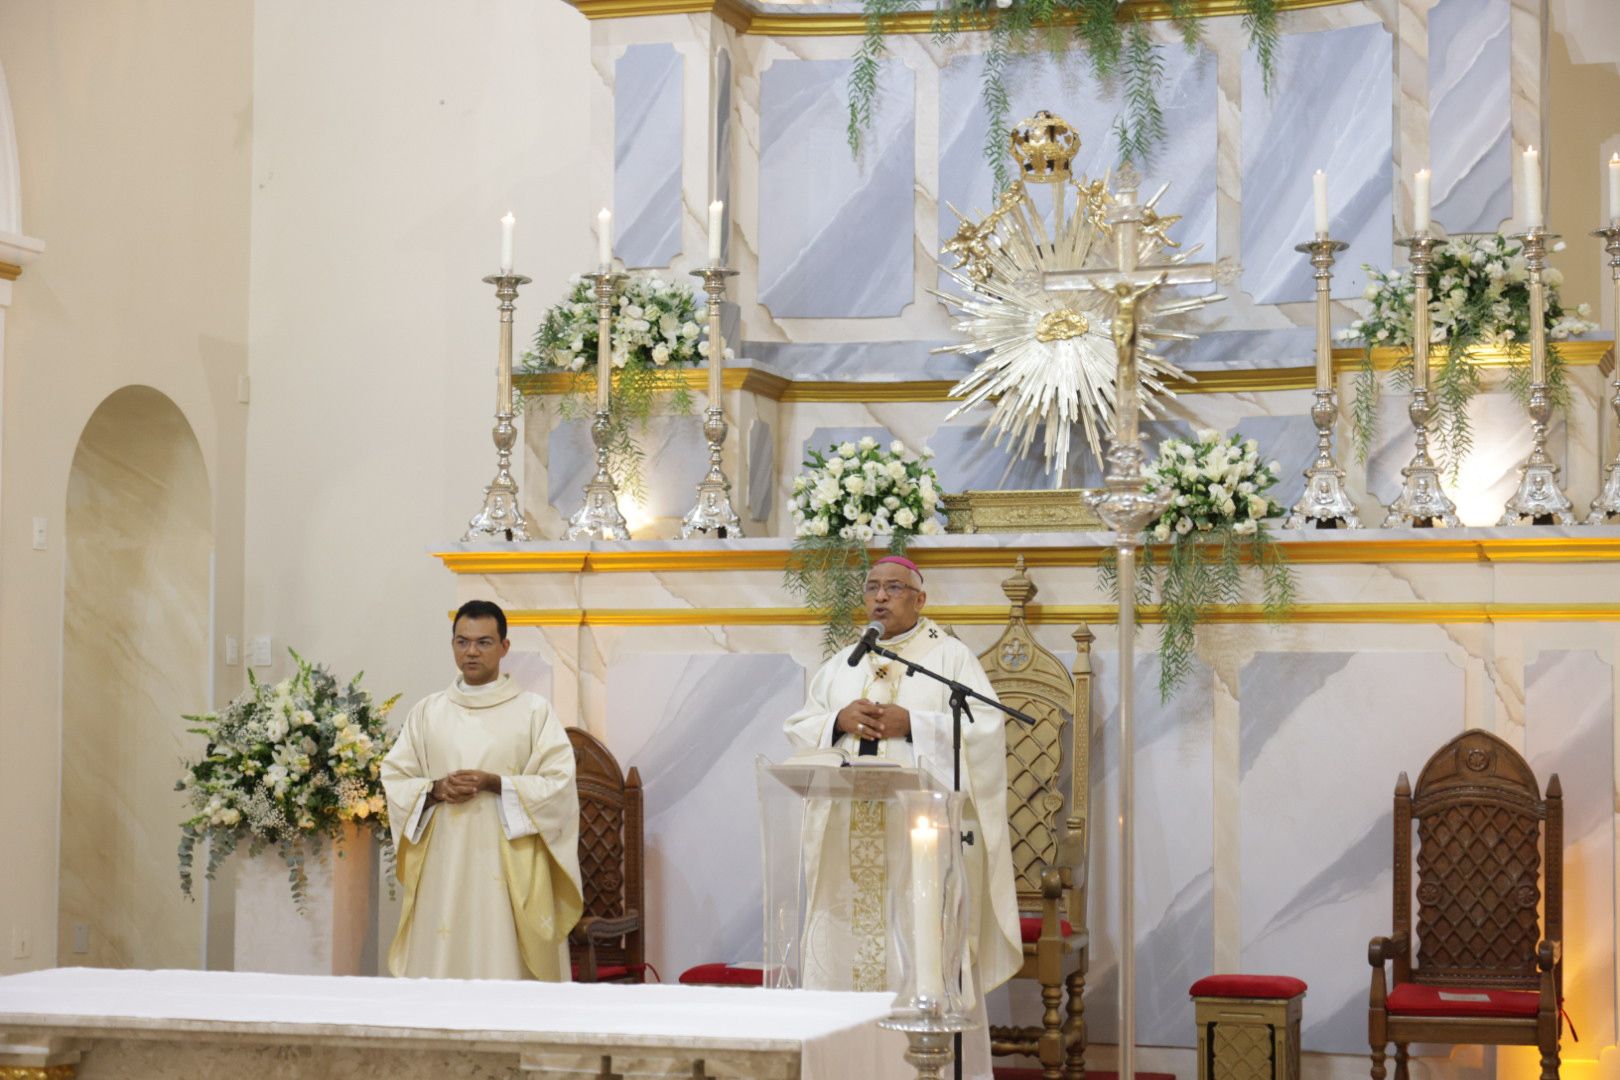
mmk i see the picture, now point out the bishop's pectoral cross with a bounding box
[1042,172,1224,496]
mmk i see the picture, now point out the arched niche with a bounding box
[59,385,212,969]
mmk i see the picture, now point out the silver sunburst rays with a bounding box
[933,112,1221,484]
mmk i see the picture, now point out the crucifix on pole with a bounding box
[1042,166,1226,1080]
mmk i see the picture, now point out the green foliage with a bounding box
[848,0,921,156]
[1243,0,1281,94]
[1114,20,1167,167]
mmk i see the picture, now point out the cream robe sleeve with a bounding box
[380,698,435,849]
[784,645,856,750]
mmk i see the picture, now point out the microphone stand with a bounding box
[864,639,1038,1080]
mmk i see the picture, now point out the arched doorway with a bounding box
[58,386,212,968]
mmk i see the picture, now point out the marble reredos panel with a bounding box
[615,43,684,269]
[1241,21,1393,305]
[1239,651,1464,1055]
[1428,0,1512,234]
[757,58,915,319]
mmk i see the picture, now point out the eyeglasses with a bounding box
[863,581,919,597]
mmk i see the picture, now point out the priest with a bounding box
[784,555,1020,1077]
[382,599,583,980]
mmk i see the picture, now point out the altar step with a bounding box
[994,1070,1175,1080]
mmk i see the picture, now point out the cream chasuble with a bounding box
[783,617,1021,1009]
[382,675,583,981]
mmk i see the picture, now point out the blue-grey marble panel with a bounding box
[1429,0,1512,234]
[504,651,554,699]
[1525,650,1616,1048]
[1239,652,1464,1054]
[802,426,897,470]
[742,340,974,380]
[1241,23,1393,304]
[615,44,684,269]
[1233,415,1318,511]
[604,653,808,978]
[1173,328,1316,371]
[1084,651,1214,1048]
[715,49,733,265]
[548,413,711,519]
[938,47,1217,293]
[1364,388,1567,526]
[747,418,775,522]
[758,59,915,319]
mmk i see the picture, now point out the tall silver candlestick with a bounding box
[1498,226,1576,525]
[1284,234,1360,529]
[679,265,744,538]
[1585,225,1620,522]
[464,272,534,542]
[565,269,632,540]
[1382,234,1460,527]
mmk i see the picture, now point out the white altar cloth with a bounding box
[0,968,911,1080]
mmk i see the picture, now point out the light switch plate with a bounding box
[249,636,273,668]
[225,635,240,666]
[31,517,46,551]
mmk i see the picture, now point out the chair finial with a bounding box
[1002,555,1037,616]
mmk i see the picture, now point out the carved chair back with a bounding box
[977,556,1093,925]
[1397,729,1561,992]
[567,727,645,974]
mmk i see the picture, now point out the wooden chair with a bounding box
[567,727,647,983]
[1368,729,1564,1080]
[980,557,1091,1080]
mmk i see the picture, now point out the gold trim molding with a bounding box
[0,1067,78,1080]
[0,262,21,281]
[514,341,1613,404]
[501,602,1620,628]
[435,535,1620,575]
[568,0,1356,34]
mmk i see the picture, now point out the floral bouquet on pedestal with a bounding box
[176,651,400,910]
[522,273,722,497]
[1105,430,1296,700]
[1343,232,1597,472]
[785,437,942,654]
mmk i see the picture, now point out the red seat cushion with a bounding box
[1385,983,1539,1019]
[1190,974,1308,1000]
[1018,916,1075,943]
[679,963,765,987]
[572,963,632,981]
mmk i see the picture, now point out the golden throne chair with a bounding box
[566,727,648,983]
[1368,729,1564,1080]
[979,556,1092,1080]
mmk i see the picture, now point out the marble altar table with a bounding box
[0,968,910,1079]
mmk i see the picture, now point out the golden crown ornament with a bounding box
[1009,110,1080,183]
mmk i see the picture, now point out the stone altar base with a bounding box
[232,822,379,976]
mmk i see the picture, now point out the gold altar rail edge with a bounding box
[567,0,1357,35]
[514,341,1613,404]
[496,603,1620,627]
[435,535,1620,575]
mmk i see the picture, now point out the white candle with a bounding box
[597,207,613,268]
[1608,154,1620,224]
[910,816,944,1002]
[499,212,515,273]
[1313,170,1330,236]
[708,200,725,265]
[1522,147,1543,228]
[1413,169,1431,235]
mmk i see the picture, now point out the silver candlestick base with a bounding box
[566,410,632,540]
[1382,387,1459,527]
[1499,227,1575,526]
[1285,390,1363,528]
[879,1001,970,1080]
[1586,225,1620,523]
[465,272,533,542]
[680,265,743,538]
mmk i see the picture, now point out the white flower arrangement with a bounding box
[176,651,400,909]
[524,273,719,376]
[789,437,943,543]
[1144,430,1285,542]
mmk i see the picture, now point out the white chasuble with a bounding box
[783,617,1022,1009]
[382,675,583,981]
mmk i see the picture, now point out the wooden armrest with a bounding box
[1368,932,1408,966]
[1537,939,1561,971]
[571,912,641,943]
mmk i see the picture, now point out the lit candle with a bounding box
[708,200,725,265]
[910,815,944,1002]
[499,212,515,273]
[597,207,613,268]
[1522,147,1543,229]
[1313,170,1330,236]
[1413,169,1431,235]
[1609,154,1620,224]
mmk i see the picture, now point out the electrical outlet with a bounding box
[31,517,46,551]
[71,923,89,955]
[225,635,240,666]
[249,635,273,668]
[11,925,30,959]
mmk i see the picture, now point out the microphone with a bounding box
[846,621,885,666]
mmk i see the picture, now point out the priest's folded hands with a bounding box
[834,699,910,741]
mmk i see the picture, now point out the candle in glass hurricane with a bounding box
[909,816,944,1002]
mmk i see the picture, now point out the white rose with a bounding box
[843,502,860,520]
[839,525,854,539]
[813,519,830,536]
[886,461,907,481]
[895,507,917,528]
[651,344,671,366]
[838,442,857,457]
[1175,517,1193,535]
[858,436,878,451]
[681,321,700,339]
[843,475,865,496]
[1234,519,1258,536]
[890,440,906,454]
[826,457,846,476]
[919,518,942,535]
[884,496,900,510]
[1248,495,1268,518]
[1152,522,1171,542]
[855,524,874,541]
